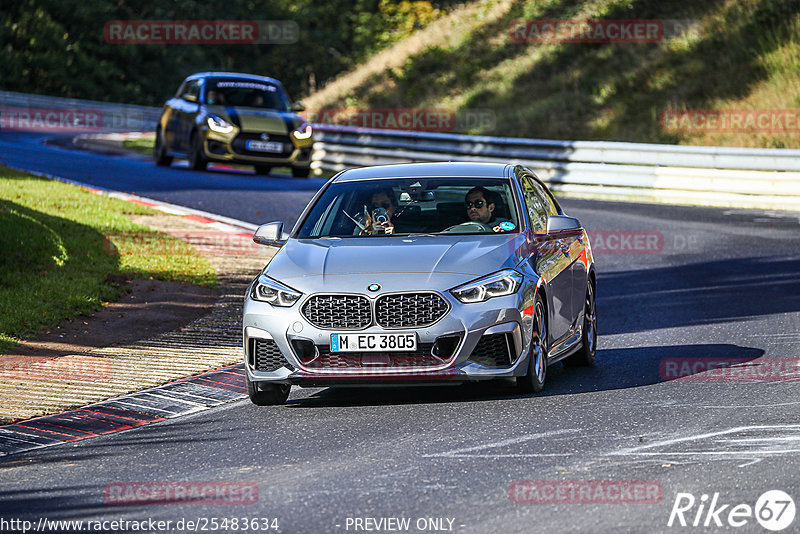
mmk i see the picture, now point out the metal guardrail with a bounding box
[0,90,161,133]
[2,90,798,210]
[310,125,800,210]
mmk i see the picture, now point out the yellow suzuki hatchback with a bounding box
[155,72,313,177]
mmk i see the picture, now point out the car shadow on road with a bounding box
[539,343,766,397]
[598,256,800,335]
[285,343,765,407]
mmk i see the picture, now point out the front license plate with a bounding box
[330,332,417,352]
[245,140,284,152]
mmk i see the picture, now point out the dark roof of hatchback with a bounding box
[184,72,282,86]
[333,162,513,182]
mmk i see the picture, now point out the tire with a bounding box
[564,278,597,367]
[246,374,290,406]
[518,295,548,393]
[154,128,173,166]
[254,165,272,175]
[291,166,310,178]
[188,131,208,171]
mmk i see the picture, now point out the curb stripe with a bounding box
[84,405,163,423]
[0,170,259,457]
[44,414,132,435]
[184,214,217,224]
[12,425,79,441]
[0,364,247,458]
[81,408,152,424]
[19,421,98,437]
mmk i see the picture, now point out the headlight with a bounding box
[293,122,312,139]
[207,114,234,133]
[252,274,302,306]
[450,269,523,304]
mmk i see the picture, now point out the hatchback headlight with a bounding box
[252,274,302,306]
[450,269,523,303]
[293,122,312,139]
[207,114,234,133]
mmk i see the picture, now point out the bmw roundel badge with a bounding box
[367,284,381,292]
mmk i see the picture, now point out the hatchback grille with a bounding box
[468,333,513,367]
[375,293,449,328]
[232,132,294,157]
[302,295,372,329]
[306,344,438,369]
[250,339,286,372]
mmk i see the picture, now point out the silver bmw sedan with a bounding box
[243,162,597,405]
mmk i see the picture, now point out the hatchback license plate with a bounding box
[246,140,284,152]
[330,332,417,352]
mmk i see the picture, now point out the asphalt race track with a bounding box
[1,132,800,533]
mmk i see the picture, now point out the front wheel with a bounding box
[291,166,310,178]
[188,131,208,171]
[564,278,597,366]
[246,374,290,406]
[518,295,548,393]
[154,129,173,166]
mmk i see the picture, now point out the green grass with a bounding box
[0,166,217,353]
[122,134,155,156]
[307,0,800,148]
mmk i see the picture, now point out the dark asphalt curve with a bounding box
[0,132,324,227]
[1,132,800,534]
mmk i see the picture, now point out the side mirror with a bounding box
[546,215,581,233]
[253,222,286,247]
[291,102,306,112]
[182,93,198,103]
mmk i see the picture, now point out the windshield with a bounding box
[204,79,291,111]
[296,177,521,238]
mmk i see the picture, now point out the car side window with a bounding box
[186,80,201,100]
[521,176,548,233]
[531,176,558,216]
[175,80,188,98]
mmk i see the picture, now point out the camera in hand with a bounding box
[373,207,388,224]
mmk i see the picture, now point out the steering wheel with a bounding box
[441,221,492,234]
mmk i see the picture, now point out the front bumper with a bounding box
[202,129,313,166]
[242,284,536,386]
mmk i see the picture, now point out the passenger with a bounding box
[246,93,264,107]
[206,90,226,105]
[464,186,511,232]
[362,189,398,235]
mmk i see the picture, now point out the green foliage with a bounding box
[0,0,446,103]
[314,0,800,147]
[0,167,216,352]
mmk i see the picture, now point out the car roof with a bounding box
[332,162,514,182]
[185,72,283,86]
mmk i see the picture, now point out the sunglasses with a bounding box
[465,200,486,209]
